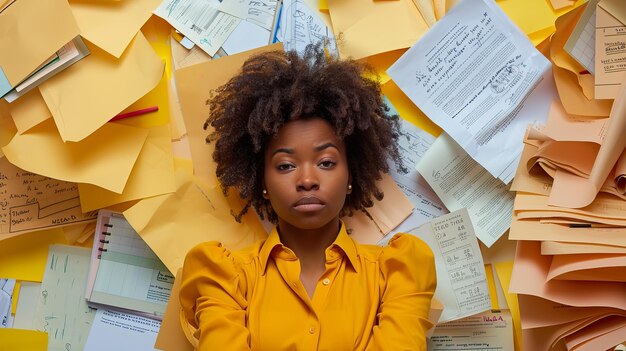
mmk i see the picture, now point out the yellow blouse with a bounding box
[179,223,437,351]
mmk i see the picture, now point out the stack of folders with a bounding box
[85,210,174,320]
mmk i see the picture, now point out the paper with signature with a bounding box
[428,309,514,350]
[387,0,552,184]
[154,0,240,56]
[380,209,491,322]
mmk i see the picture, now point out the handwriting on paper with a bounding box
[0,157,97,239]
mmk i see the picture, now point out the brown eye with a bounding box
[277,163,295,171]
[319,160,336,169]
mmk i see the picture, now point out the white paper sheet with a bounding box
[428,309,515,350]
[388,118,448,235]
[276,0,338,55]
[222,20,271,56]
[218,0,277,30]
[154,0,240,56]
[415,133,514,247]
[0,278,15,328]
[380,209,491,322]
[84,309,161,351]
[12,281,40,330]
[387,0,552,184]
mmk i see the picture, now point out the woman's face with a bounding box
[263,117,351,231]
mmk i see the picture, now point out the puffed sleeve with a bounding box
[366,234,437,351]
[179,242,251,350]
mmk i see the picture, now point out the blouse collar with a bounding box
[258,221,359,275]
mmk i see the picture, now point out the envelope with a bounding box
[155,268,194,351]
[38,31,164,142]
[7,88,51,134]
[594,0,626,99]
[78,124,176,211]
[0,329,48,351]
[0,0,79,96]
[1,118,148,194]
[123,163,268,275]
[175,43,282,188]
[0,228,67,281]
[328,0,429,60]
[69,0,161,58]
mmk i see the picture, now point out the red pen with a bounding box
[109,106,159,122]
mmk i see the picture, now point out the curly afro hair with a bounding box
[205,45,406,223]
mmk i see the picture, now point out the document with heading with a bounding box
[380,209,491,322]
[416,133,514,247]
[387,0,552,184]
[428,309,515,350]
[84,309,160,351]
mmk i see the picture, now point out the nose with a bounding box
[297,164,319,191]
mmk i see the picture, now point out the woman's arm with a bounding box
[366,234,437,351]
[179,242,251,350]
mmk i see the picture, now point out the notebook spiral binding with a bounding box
[97,223,113,259]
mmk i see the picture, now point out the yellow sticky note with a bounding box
[0,228,67,282]
[0,328,48,351]
[78,124,176,211]
[39,31,164,142]
[2,118,148,194]
[69,0,161,58]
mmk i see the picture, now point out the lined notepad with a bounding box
[86,210,173,319]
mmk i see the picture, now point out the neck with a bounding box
[277,218,341,268]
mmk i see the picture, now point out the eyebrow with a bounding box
[270,142,339,156]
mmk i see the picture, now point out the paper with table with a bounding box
[86,210,173,319]
[381,209,491,322]
[594,0,626,100]
[388,0,553,184]
[564,0,599,74]
[416,133,514,247]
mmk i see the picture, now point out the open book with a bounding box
[85,210,173,319]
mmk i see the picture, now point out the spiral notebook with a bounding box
[85,210,174,319]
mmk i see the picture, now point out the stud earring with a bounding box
[347,184,352,191]
[262,189,268,196]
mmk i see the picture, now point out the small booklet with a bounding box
[85,210,174,319]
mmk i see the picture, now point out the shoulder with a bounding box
[184,240,260,268]
[356,233,434,265]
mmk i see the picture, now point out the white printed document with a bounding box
[389,118,447,234]
[416,133,514,247]
[380,209,491,322]
[84,309,161,351]
[154,0,240,56]
[387,0,552,184]
[428,309,515,350]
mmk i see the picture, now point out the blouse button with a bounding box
[322,278,330,286]
[309,326,316,334]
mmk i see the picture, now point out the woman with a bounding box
[179,45,437,350]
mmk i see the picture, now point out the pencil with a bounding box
[110,106,159,122]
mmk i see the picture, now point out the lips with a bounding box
[293,196,325,212]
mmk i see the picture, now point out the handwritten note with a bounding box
[0,157,97,240]
[276,0,338,55]
[33,245,95,351]
[388,0,552,183]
